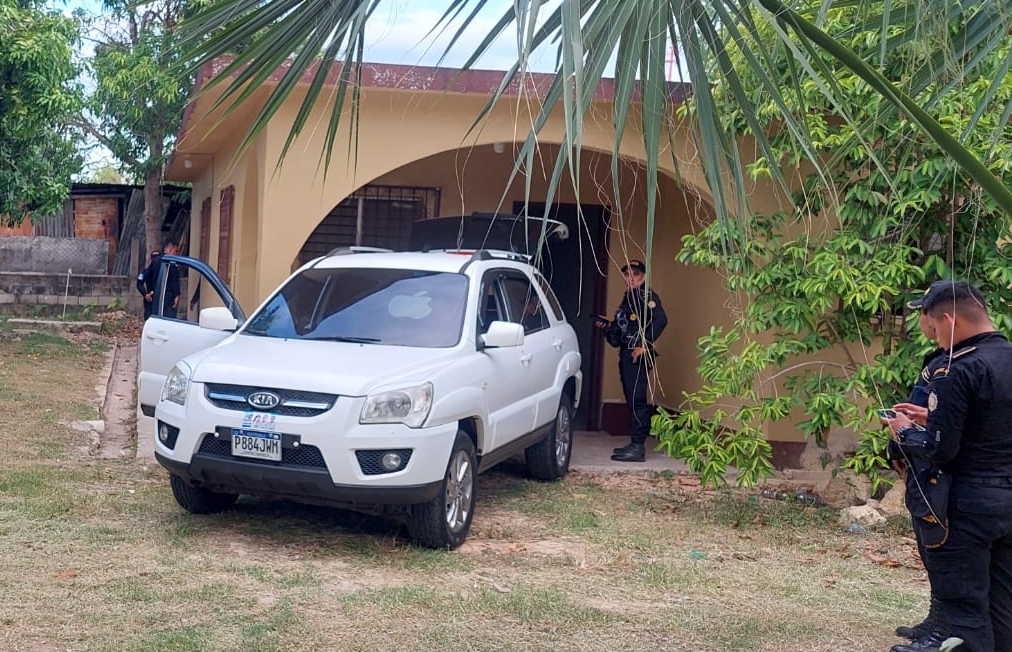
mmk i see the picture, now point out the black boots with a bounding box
[610,442,645,462]
[896,596,946,641]
[889,632,952,652]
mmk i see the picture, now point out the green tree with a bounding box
[76,0,193,254]
[0,0,82,225]
[657,3,1012,489]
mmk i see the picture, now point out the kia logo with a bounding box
[247,391,281,410]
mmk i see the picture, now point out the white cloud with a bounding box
[363,0,562,72]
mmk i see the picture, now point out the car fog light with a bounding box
[380,452,403,471]
[158,423,170,443]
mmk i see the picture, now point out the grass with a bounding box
[0,331,931,652]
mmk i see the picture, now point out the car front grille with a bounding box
[198,433,327,468]
[204,383,337,417]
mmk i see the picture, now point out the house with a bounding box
[0,183,189,275]
[164,59,808,465]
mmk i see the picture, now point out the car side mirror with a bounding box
[199,306,239,331]
[480,321,524,349]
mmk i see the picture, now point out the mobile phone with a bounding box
[876,408,897,419]
[593,315,610,327]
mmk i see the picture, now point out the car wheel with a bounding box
[169,474,239,514]
[525,393,573,481]
[406,430,477,549]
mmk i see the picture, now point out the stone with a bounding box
[814,468,871,508]
[840,504,886,528]
[878,481,907,518]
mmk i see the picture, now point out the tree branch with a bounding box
[69,117,143,170]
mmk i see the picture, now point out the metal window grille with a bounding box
[298,185,440,265]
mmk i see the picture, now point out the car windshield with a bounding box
[242,267,468,348]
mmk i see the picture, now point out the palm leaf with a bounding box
[173,0,1012,261]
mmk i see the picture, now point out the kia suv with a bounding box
[139,248,582,548]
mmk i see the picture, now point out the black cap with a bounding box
[621,259,646,274]
[908,280,985,313]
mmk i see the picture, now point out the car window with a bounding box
[477,277,506,335]
[500,275,548,335]
[153,259,239,322]
[243,268,469,348]
[532,271,563,322]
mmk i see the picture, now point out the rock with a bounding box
[878,481,907,518]
[814,468,871,509]
[839,504,886,528]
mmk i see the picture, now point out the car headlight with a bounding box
[161,363,192,406]
[360,382,433,428]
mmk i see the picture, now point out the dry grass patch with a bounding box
[0,328,928,652]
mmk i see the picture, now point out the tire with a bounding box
[525,393,573,481]
[406,430,477,549]
[169,474,239,514]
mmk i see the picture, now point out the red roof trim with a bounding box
[197,56,691,103]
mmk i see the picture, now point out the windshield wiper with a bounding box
[303,335,382,343]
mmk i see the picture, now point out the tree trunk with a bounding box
[144,140,165,255]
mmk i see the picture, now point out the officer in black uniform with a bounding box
[884,280,1012,652]
[137,242,181,319]
[885,290,949,646]
[136,249,161,320]
[595,259,668,463]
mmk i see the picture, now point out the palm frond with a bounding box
[173,0,1012,257]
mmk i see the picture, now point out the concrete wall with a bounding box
[0,271,141,316]
[0,236,109,274]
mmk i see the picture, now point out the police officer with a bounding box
[595,259,668,463]
[136,249,161,320]
[885,291,949,646]
[137,242,181,319]
[885,280,1012,652]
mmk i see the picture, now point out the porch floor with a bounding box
[570,430,690,473]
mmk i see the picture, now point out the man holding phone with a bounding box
[880,293,948,649]
[594,259,667,462]
[882,280,1012,652]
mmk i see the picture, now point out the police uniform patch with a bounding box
[928,390,938,412]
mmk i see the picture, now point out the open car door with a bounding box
[137,255,245,417]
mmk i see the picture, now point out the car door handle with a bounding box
[146,331,169,344]
[552,338,563,351]
[520,353,533,366]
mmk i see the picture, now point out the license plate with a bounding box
[231,429,282,461]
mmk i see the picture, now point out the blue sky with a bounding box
[58,0,562,175]
[61,0,561,72]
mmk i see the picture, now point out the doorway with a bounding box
[514,202,610,431]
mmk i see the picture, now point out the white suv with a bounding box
[138,248,582,548]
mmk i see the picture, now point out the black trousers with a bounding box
[906,472,947,631]
[618,348,650,444]
[925,478,1012,652]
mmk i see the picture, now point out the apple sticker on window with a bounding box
[388,292,434,319]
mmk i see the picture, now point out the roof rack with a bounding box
[325,246,395,256]
[467,249,532,263]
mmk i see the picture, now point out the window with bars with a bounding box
[297,185,440,265]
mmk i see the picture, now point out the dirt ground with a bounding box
[0,315,933,652]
